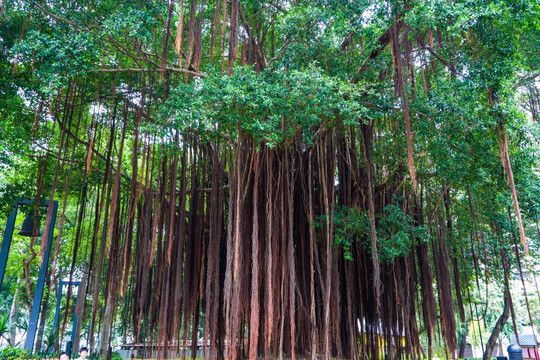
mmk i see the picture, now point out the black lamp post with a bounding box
[0,199,58,354]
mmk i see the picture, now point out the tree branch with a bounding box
[34,2,81,29]
[353,27,391,82]
[90,67,205,77]
[416,36,456,73]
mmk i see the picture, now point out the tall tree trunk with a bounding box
[264,149,275,357]
[89,182,112,354]
[318,137,334,360]
[99,97,129,357]
[498,121,528,254]
[306,150,318,359]
[228,0,239,74]
[483,287,510,360]
[175,0,185,67]
[492,87,528,254]
[73,264,90,354]
[209,0,220,56]
[160,0,175,79]
[186,0,198,68]
[360,123,382,314]
[248,152,260,360]
[445,190,468,358]
[192,0,205,71]
[287,151,297,360]
[390,18,417,191]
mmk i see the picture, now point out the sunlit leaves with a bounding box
[14,30,101,92]
[163,65,367,147]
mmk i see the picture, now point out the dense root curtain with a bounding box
[113,125,442,359]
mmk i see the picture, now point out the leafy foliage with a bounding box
[162,66,367,147]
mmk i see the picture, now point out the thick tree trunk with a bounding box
[248,152,260,360]
[492,87,528,255]
[175,0,185,67]
[264,150,275,357]
[228,0,239,74]
[306,150,318,360]
[446,190,468,359]
[390,19,417,191]
[89,184,111,354]
[287,152,297,360]
[360,123,382,314]
[160,1,174,79]
[73,264,90,354]
[99,98,129,358]
[483,287,510,360]
[99,288,115,356]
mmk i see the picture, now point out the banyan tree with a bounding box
[0,0,539,359]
